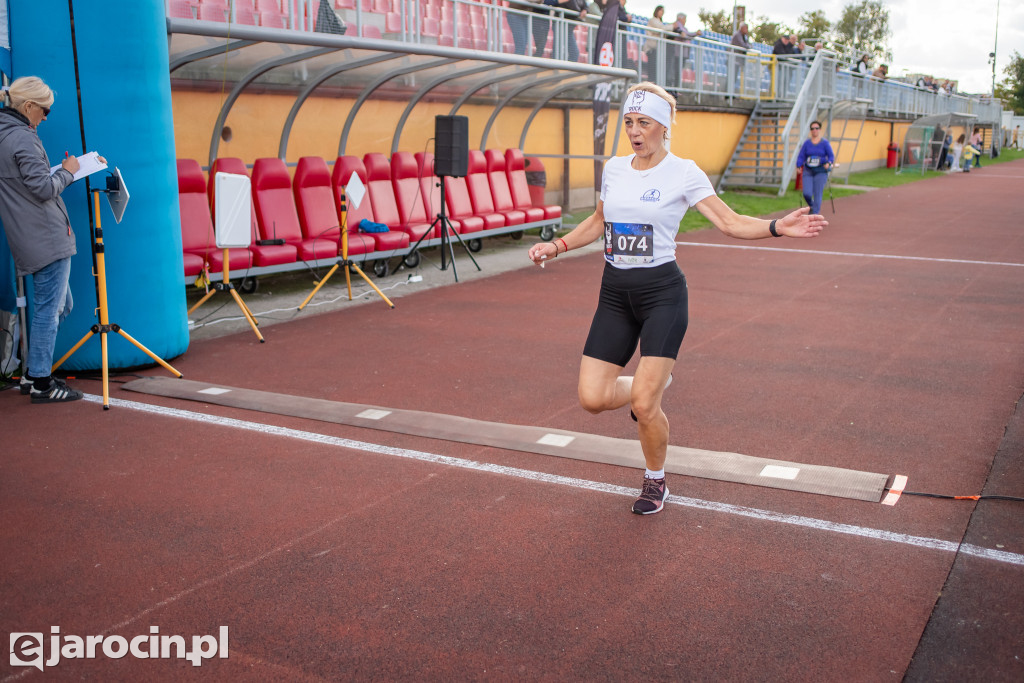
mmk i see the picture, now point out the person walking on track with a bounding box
[528,82,827,515]
[796,120,835,215]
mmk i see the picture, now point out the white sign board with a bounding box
[214,172,252,248]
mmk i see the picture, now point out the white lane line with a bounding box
[86,394,1024,568]
[675,241,1024,268]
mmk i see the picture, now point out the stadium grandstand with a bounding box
[0,1,1005,371]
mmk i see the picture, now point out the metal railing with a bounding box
[167,0,1002,123]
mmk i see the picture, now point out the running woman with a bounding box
[528,82,827,515]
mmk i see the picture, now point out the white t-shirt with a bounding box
[600,153,716,268]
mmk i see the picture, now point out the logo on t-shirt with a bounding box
[640,189,661,202]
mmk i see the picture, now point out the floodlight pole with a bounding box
[991,0,1000,97]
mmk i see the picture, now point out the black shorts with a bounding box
[582,261,688,367]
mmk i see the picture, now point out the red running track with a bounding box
[2,161,1023,680]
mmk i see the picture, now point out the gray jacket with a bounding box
[0,108,76,276]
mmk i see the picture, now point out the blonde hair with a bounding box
[0,76,55,116]
[625,81,676,146]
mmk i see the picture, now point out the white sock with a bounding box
[644,468,665,480]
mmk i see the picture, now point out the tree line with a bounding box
[698,0,892,63]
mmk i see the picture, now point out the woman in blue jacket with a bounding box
[796,121,835,214]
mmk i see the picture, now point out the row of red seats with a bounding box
[178,148,560,280]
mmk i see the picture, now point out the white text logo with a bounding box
[10,626,228,671]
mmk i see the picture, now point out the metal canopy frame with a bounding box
[279,53,404,159]
[167,18,635,166]
[389,62,504,156]
[482,72,594,150]
[338,56,460,156]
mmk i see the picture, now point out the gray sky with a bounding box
[626,0,1022,94]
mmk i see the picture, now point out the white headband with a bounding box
[622,90,672,130]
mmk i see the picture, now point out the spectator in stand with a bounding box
[556,0,588,62]
[642,5,667,76]
[853,54,871,74]
[772,34,792,55]
[671,12,700,66]
[531,0,560,57]
[731,22,750,49]
[507,0,532,55]
[872,64,888,79]
[796,39,809,54]
[790,34,800,53]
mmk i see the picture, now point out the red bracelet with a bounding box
[557,238,568,254]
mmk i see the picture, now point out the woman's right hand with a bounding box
[528,241,558,266]
[61,155,80,175]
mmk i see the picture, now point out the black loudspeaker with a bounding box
[434,115,469,177]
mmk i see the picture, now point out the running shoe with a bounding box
[20,376,33,395]
[631,477,668,515]
[630,373,673,422]
[30,377,83,404]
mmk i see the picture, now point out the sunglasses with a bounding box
[34,102,50,116]
[809,126,820,130]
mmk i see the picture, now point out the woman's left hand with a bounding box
[778,206,827,238]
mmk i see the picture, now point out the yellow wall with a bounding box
[172,90,903,198]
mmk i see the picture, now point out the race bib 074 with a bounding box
[604,222,654,264]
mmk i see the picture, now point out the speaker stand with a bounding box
[408,177,480,283]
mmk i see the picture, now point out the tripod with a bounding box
[188,249,264,342]
[298,190,395,310]
[53,189,182,410]
[409,176,480,283]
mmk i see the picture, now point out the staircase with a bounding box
[716,52,835,196]
[716,102,791,193]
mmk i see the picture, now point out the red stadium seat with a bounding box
[294,156,369,258]
[177,159,254,274]
[260,11,288,28]
[168,0,196,20]
[252,157,337,262]
[196,5,228,22]
[332,157,410,253]
[232,4,259,25]
[415,152,481,234]
[463,149,507,229]
[209,158,296,266]
[177,159,215,277]
[364,153,434,242]
[504,148,561,220]
[484,149,529,224]
[392,152,438,230]
[385,12,402,33]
